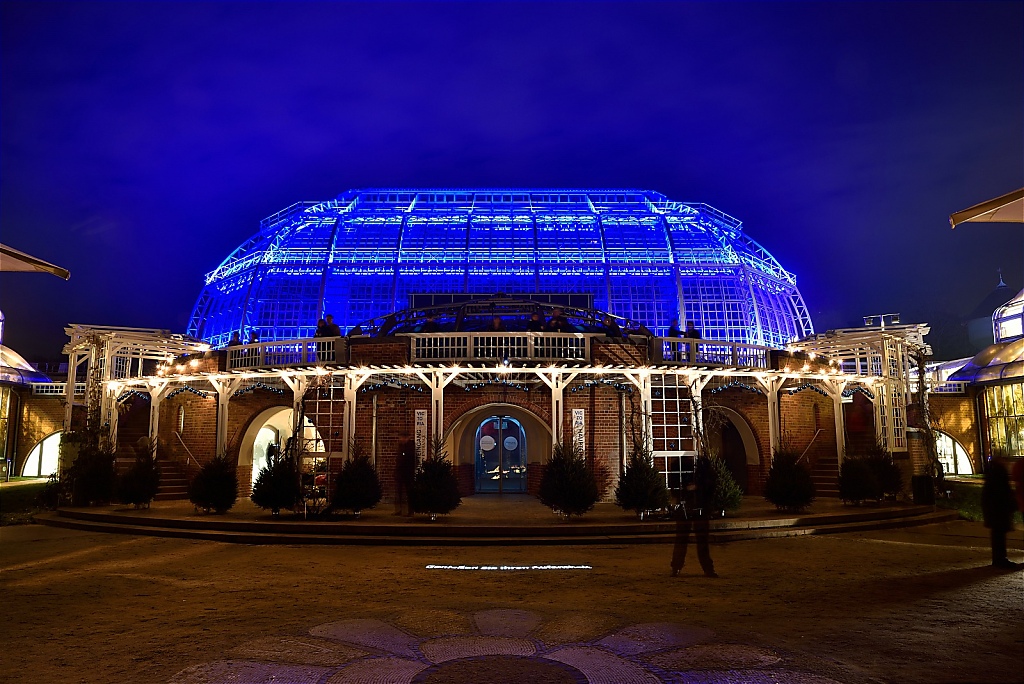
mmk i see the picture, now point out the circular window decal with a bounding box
[480,435,496,451]
[503,436,519,451]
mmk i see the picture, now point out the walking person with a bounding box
[982,457,1020,570]
[395,429,417,516]
[671,455,718,578]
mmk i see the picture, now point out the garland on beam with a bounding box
[116,389,150,404]
[842,386,876,400]
[360,380,426,394]
[707,380,765,396]
[463,379,531,393]
[167,385,210,399]
[786,382,829,397]
[569,379,634,394]
[233,382,286,397]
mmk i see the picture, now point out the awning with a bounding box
[950,187,1024,228]
[0,243,70,280]
[947,338,1024,384]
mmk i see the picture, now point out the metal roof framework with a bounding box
[188,189,814,351]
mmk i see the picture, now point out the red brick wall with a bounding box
[159,389,217,476]
[707,389,770,494]
[926,392,980,471]
[349,339,409,366]
[14,393,65,475]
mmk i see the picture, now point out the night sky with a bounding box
[1,1,1021,361]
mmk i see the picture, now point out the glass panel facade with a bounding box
[985,383,1024,456]
[189,189,813,345]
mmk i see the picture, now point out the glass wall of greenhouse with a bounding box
[189,189,813,348]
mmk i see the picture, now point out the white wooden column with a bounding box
[208,377,242,458]
[280,372,310,452]
[105,382,121,447]
[686,373,712,455]
[147,380,170,455]
[822,378,848,464]
[754,375,785,457]
[536,370,579,446]
[63,351,88,431]
[621,370,653,452]
[413,370,461,442]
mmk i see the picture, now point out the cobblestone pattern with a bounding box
[169,608,856,683]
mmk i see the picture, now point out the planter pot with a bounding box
[911,475,935,505]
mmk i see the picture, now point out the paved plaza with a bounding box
[1,517,1022,684]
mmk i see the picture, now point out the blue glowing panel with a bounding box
[188,189,814,345]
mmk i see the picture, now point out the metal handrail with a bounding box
[403,332,601,363]
[226,337,344,371]
[652,337,771,369]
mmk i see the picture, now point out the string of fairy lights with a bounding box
[707,380,765,396]
[232,382,286,397]
[166,385,210,399]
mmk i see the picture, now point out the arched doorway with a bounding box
[935,430,974,475]
[474,415,528,493]
[238,407,324,488]
[705,407,759,493]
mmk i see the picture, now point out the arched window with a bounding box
[935,431,973,476]
[22,432,61,477]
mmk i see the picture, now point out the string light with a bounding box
[360,380,426,393]
[116,389,150,404]
[708,380,765,396]
[462,379,532,392]
[842,386,875,400]
[167,385,210,399]
[233,382,286,397]
[786,382,829,397]
[569,379,634,393]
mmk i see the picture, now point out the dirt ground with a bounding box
[1,520,1021,684]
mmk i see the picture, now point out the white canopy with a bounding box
[0,243,70,280]
[950,187,1024,228]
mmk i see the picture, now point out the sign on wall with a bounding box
[414,410,428,461]
[572,408,585,452]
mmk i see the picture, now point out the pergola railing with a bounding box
[404,332,599,363]
[226,337,345,371]
[652,337,771,369]
[32,382,86,396]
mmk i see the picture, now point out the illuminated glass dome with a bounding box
[188,189,813,348]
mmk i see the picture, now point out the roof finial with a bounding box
[997,267,1006,288]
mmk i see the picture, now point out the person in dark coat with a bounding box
[601,315,623,340]
[421,314,440,333]
[395,431,417,516]
[982,457,1019,569]
[313,319,327,337]
[668,319,683,338]
[526,312,545,332]
[671,455,718,578]
[322,314,342,337]
[547,308,570,332]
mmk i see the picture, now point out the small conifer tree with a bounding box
[189,455,238,514]
[410,437,461,520]
[332,442,383,515]
[764,450,815,512]
[116,438,161,508]
[539,440,599,517]
[710,456,743,515]
[615,446,669,518]
[251,444,300,515]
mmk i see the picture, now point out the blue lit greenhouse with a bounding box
[188,189,813,347]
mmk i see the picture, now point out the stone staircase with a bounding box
[155,459,190,501]
[810,456,840,498]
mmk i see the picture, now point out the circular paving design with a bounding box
[170,608,848,684]
[414,655,587,684]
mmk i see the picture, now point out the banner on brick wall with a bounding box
[414,410,428,461]
[572,408,585,452]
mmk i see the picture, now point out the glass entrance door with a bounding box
[474,416,527,493]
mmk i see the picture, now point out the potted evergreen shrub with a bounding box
[709,456,743,516]
[331,442,383,517]
[764,450,815,512]
[116,438,161,509]
[615,446,669,519]
[864,441,903,500]
[838,457,878,505]
[410,437,461,521]
[539,441,599,518]
[60,429,116,507]
[251,444,300,516]
[189,455,238,514]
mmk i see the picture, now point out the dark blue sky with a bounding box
[1,1,1021,360]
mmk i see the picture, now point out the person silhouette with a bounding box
[982,457,1020,569]
[671,456,718,578]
